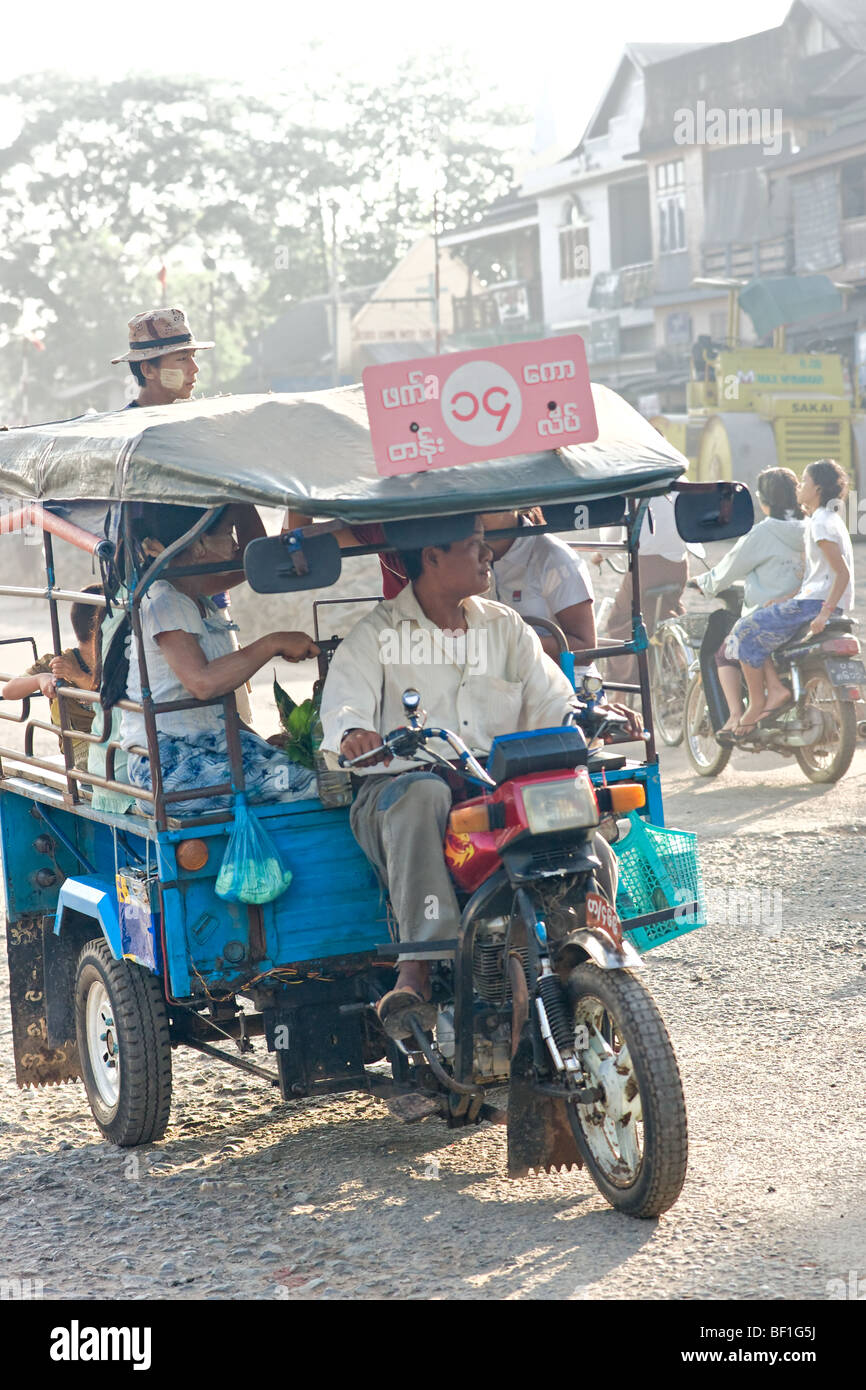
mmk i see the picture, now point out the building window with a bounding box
[559,199,590,280]
[656,160,686,253]
[841,158,866,220]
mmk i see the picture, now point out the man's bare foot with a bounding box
[394,960,431,1001]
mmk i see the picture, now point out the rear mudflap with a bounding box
[506,1026,582,1177]
[5,915,81,1088]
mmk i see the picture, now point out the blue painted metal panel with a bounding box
[264,804,387,962]
[0,788,153,927]
[155,800,388,994]
[54,875,122,959]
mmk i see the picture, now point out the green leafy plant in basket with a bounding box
[273,677,318,770]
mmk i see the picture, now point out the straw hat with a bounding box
[111,306,214,364]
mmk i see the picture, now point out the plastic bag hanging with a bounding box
[215,795,293,905]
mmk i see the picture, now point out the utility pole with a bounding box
[203,253,218,390]
[433,190,441,354]
[330,200,341,388]
[20,338,28,426]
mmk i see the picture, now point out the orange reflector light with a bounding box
[176,838,209,871]
[608,783,646,813]
[448,805,491,835]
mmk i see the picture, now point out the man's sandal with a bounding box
[376,987,438,1040]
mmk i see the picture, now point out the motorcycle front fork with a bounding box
[515,887,587,1082]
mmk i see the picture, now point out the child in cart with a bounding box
[2,585,103,767]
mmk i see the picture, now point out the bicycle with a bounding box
[592,550,703,747]
[648,607,707,747]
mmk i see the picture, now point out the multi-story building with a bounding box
[441,1,866,410]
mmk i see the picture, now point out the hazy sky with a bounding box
[6,0,795,158]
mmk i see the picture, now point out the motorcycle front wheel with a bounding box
[565,963,688,1218]
[794,670,857,784]
[684,672,731,777]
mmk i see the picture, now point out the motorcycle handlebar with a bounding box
[338,724,496,787]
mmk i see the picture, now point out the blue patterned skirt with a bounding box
[128,729,316,815]
[725,598,823,669]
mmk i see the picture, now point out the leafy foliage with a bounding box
[273,677,318,770]
[0,59,524,421]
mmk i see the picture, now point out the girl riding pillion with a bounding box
[724,459,854,737]
[104,504,320,813]
[691,468,805,738]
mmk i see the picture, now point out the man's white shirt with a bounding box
[319,582,578,775]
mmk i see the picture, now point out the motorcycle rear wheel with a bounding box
[794,671,857,784]
[684,673,731,777]
[565,963,687,1218]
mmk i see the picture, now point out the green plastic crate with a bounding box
[614,811,706,954]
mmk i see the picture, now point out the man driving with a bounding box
[319,515,619,1039]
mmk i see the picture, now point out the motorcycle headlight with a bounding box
[520,770,599,834]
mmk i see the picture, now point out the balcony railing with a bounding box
[589,262,654,310]
[452,279,543,336]
[701,235,792,281]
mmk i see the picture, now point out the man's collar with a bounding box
[391,583,486,627]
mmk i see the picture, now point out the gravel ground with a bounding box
[1,814,863,1301]
[1,532,865,1300]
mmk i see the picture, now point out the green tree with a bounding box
[0,60,525,420]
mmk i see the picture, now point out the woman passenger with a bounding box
[111,504,319,814]
[692,468,805,737]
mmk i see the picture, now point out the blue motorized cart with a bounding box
[0,385,752,1216]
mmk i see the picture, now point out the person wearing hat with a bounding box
[109,304,261,724]
[111,306,214,408]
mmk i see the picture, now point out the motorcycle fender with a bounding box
[563,928,642,971]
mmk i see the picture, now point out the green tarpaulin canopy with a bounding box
[0,382,687,522]
[738,275,843,338]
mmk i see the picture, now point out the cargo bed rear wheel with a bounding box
[74,939,172,1146]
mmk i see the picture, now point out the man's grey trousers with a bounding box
[350,770,619,962]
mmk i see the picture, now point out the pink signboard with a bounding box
[362,335,598,476]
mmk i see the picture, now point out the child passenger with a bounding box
[2,585,103,767]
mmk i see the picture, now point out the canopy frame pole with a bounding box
[627,499,656,765]
[126,507,168,830]
[41,528,81,806]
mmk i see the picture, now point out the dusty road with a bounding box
[0,535,864,1300]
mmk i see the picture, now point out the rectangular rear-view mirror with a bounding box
[674,482,754,542]
[243,533,342,593]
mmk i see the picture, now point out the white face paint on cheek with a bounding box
[159,367,186,391]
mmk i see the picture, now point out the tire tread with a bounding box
[75,939,172,1147]
[567,963,688,1218]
